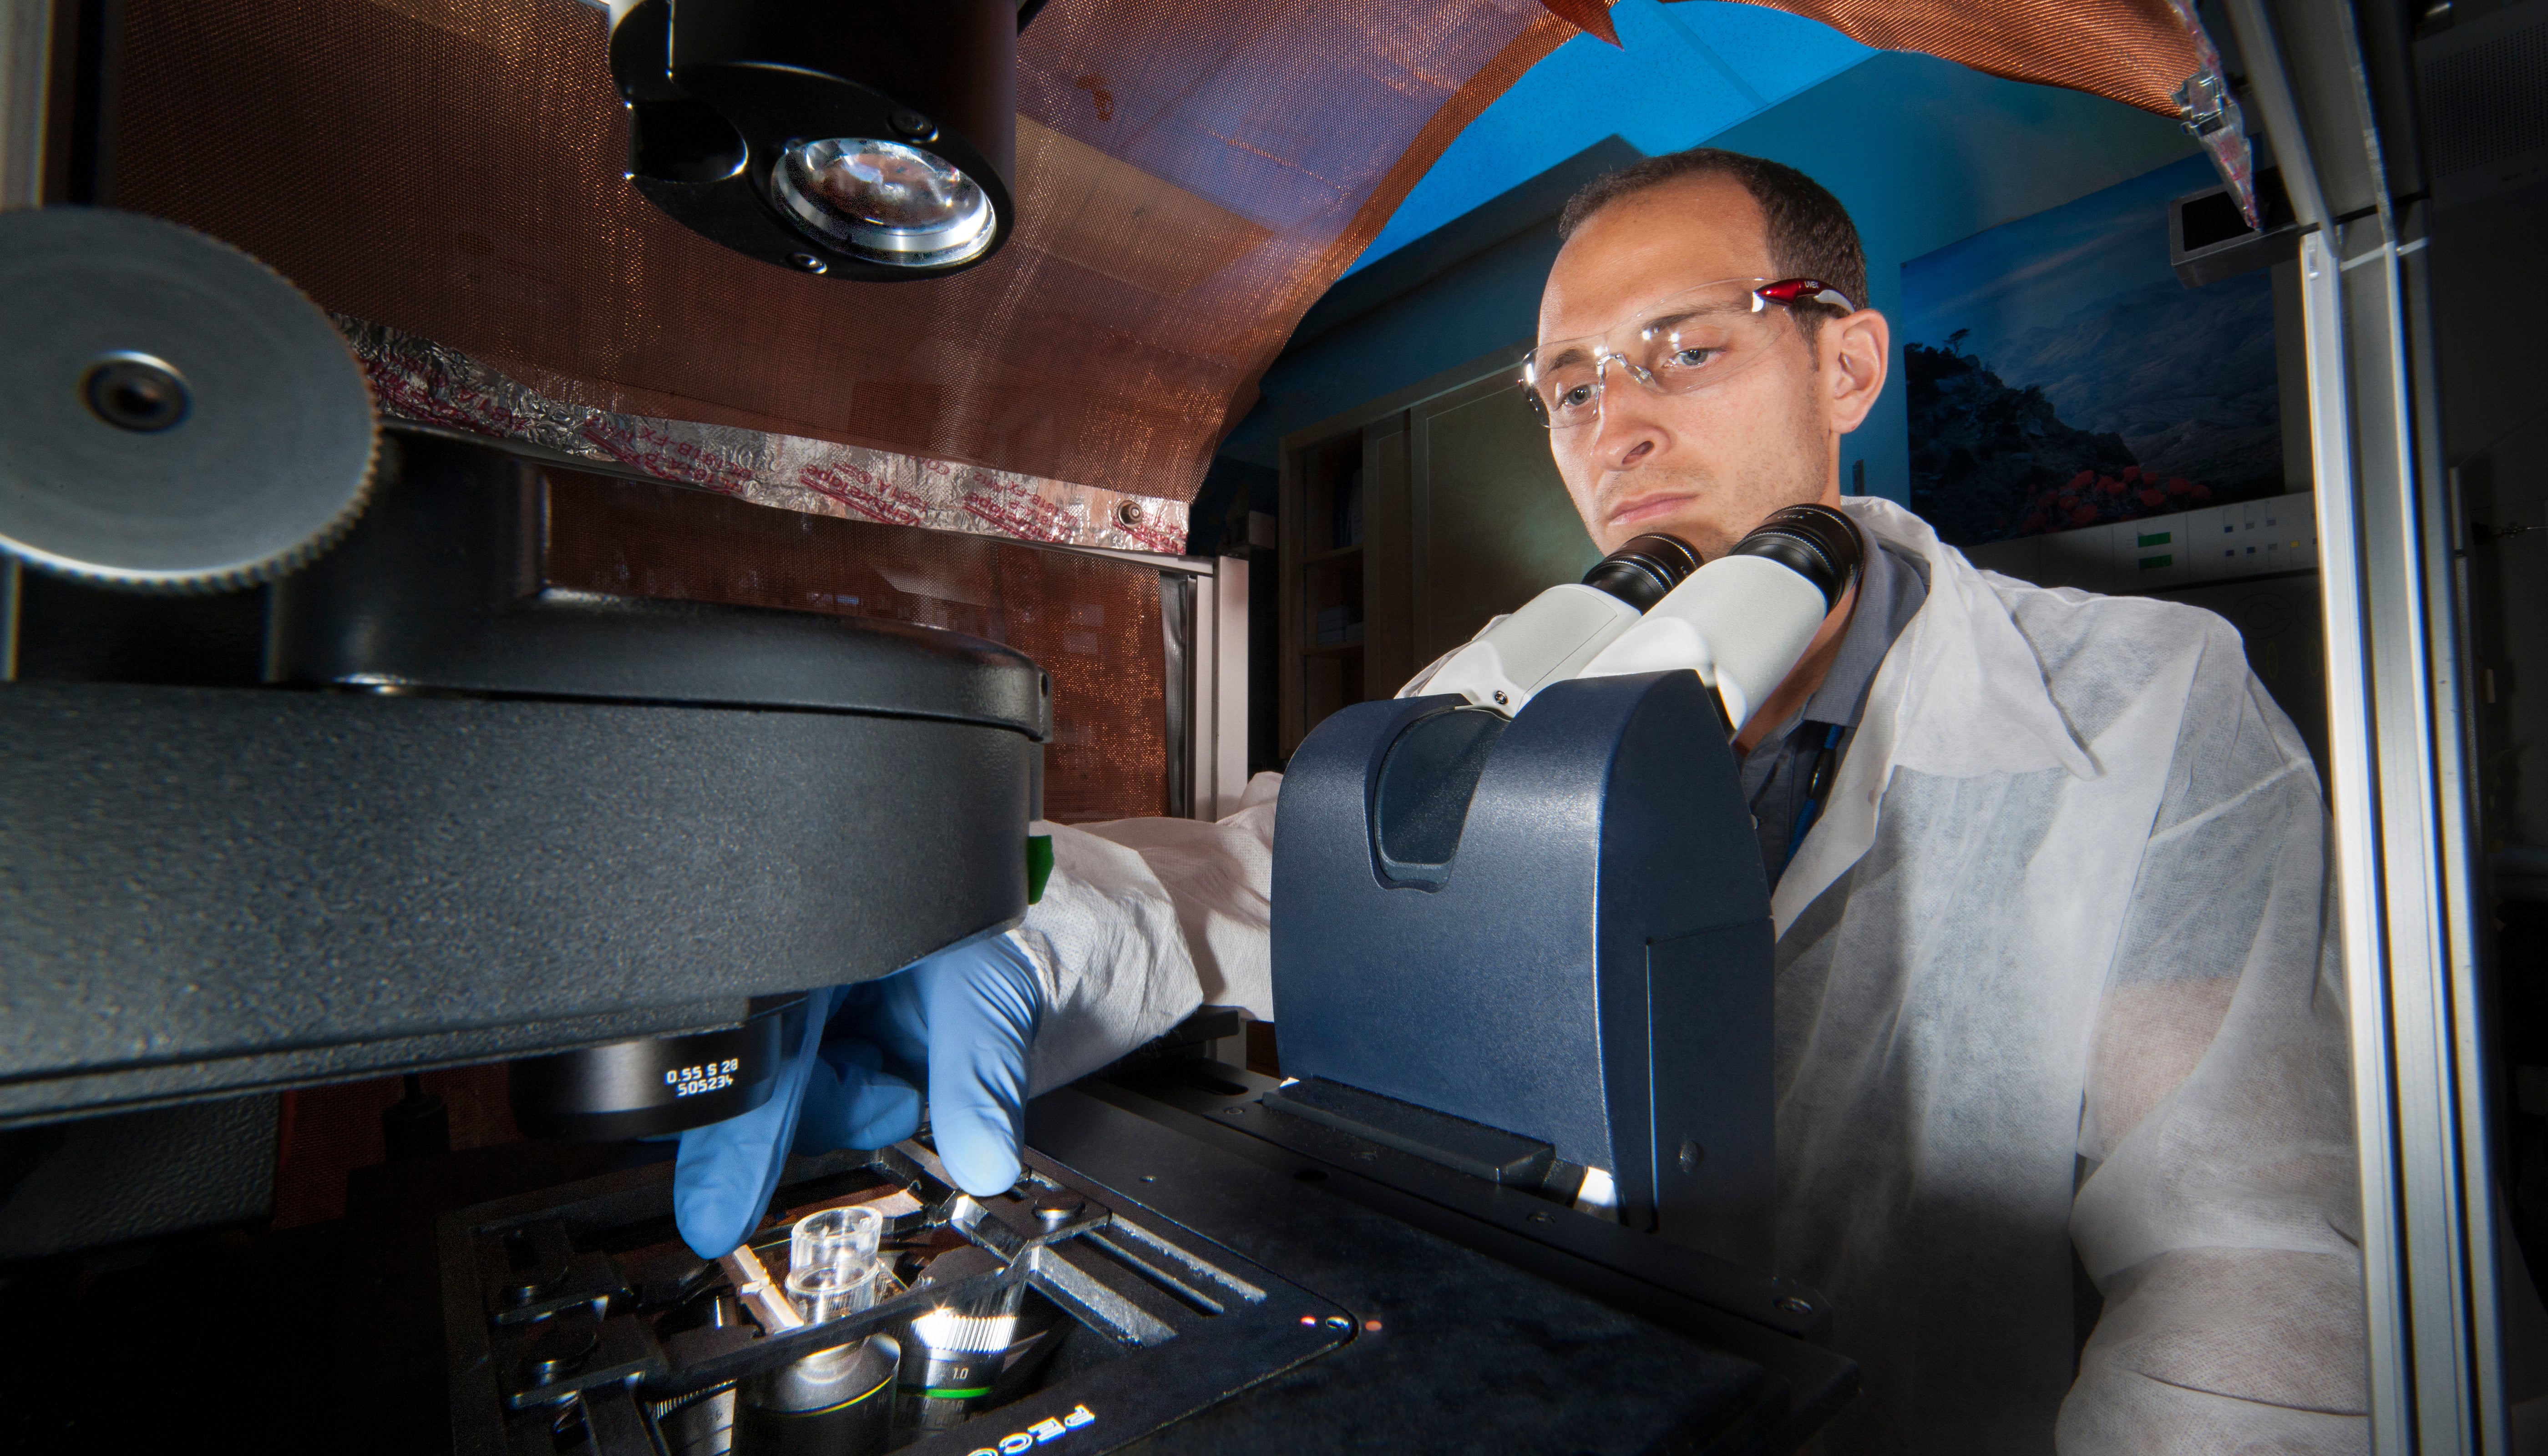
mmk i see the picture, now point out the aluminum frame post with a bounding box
[0,0,46,210]
[2219,0,2509,1448]
[0,0,46,674]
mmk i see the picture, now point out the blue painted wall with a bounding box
[1224,48,2200,506]
[1353,0,1873,273]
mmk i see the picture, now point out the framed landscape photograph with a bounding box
[1900,152,2286,547]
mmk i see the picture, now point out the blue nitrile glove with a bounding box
[672,931,1044,1259]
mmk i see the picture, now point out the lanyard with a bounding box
[1784,722,1849,864]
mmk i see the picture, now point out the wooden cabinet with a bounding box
[1277,343,1601,757]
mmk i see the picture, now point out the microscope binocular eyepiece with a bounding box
[1423,500,1865,731]
[1422,533,1703,716]
[1578,533,1706,612]
[1577,502,1864,733]
[1726,504,1863,612]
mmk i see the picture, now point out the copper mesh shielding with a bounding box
[542,470,1170,823]
[103,0,1574,506]
[1724,0,2200,116]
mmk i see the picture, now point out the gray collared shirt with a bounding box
[1736,536,1929,889]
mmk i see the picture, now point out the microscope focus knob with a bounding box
[0,207,380,592]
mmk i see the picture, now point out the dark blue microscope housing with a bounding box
[1270,670,1776,1269]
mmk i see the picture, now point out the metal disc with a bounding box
[0,208,379,592]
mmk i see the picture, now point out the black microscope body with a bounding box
[0,430,1849,1453]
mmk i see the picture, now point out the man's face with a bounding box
[1538,175,1887,558]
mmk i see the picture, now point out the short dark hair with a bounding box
[1557,148,1868,334]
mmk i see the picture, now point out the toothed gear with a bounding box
[0,208,379,593]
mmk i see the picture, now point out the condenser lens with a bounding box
[774,137,996,267]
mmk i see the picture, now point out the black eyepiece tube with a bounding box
[1579,533,1702,612]
[1729,504,1862,612]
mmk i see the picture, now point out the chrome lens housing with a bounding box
[772,137,998,268]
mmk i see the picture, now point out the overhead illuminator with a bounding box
[608,0,1024,281]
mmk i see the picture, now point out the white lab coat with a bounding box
[1004,495,2367,1453]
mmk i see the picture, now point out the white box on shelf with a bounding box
[2253,494,2313,573]
[1959,535,2041,584]
[2118,513,2193,591]
[2195,504,2243,581]
[2037,519,2117,594]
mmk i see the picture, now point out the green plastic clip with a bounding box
[1026,834,1054,905]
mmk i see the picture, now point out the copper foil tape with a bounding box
[344,316,1191,552]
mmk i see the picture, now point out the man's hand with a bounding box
[671,933,1044,1259]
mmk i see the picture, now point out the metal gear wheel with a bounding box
[0,207,380,593]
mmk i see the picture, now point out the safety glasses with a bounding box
[1519,277,1856,430]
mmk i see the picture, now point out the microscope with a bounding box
[0,0,1862,1444]
[0,265,1863,1444]
[406,506,1868,1456]
[0,217,1863,1438]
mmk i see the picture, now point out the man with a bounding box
[673,149,2366,1452]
